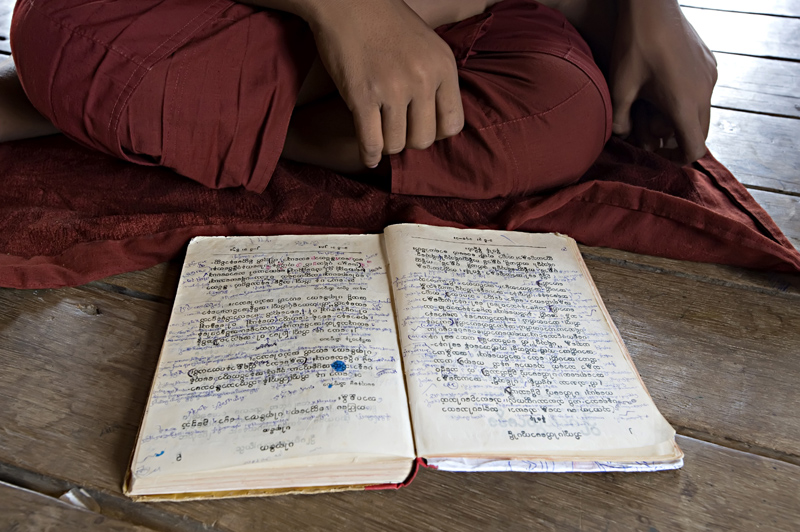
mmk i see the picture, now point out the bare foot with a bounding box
[0,56,59,143]
[282,94,374,175]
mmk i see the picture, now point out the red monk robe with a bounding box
[10,0,609,199]
[3,0,799,288]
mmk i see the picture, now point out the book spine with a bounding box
[364,457,430,490]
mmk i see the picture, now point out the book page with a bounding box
[427,455,683,473]
[129,234,415,488]
[384,224,676,459]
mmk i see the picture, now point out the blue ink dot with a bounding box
[155,451,164,457]
[328,384,333,388]
[331,360,346,372]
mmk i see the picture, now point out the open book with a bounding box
[125,224,682,501]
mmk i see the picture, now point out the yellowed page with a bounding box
[384,224,675,459]
[128,234,414,493]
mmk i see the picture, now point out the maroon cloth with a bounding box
[3,0,798,287]
[0,134,798,289]
[12,0,609,199]
[11,0,315,192]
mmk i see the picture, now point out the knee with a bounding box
[10,0,121,154]
[449,55,612,199]
[9,0,55,123]
[488,56,611,196]
[390,52,611,199]
[398,0,612,199]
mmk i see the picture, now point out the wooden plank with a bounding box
[580,245,800,297]
[145,437,800,531]
[1,262,799,484]
[0,481,157,532]
[681,0,800,18]
[0,270,799,528]
[0,463,217,532]
[706,108,800,194]
[584,258,800,460]
[0,285,170,494]
[89,261,183,303]
[683,7,800,60]
[7,436,799,531]
[713,52,800,118]
[749,189,800,250]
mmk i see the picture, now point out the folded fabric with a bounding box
[1,134,797,289]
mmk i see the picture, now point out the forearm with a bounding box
[241,0,328,24]
[244,0,496,29]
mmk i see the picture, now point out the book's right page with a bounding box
[383,224,682,472]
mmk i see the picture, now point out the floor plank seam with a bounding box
[0,461,217,532]
[711,104,800,121]
[89,281,175,305]
[673,425,800,467]
[708,51,800,64]
[680,5,800,20]
[744,184,800,199]
[581,253,800,298]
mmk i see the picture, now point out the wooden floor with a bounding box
[1,2,799,531]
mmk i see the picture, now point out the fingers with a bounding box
[352,105,384,168]
[310,1,465,169]
[662,88,709,164]
[610,58,640,139]
[629,101,660,152]
[381,102,408,155]
[353,74,463,167]
[633,104,707,164]
[406,96,437,151]
[672,109,708,164]
[607,0,716,165]
[611,93,634,139]
[629,101,675,153]
[434,72,464,141]
[388,57,463,154]
[625,97,709,164]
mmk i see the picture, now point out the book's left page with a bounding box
[127,234,415,497]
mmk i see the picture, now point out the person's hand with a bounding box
[306,0,464,167]
[609,0,717,164]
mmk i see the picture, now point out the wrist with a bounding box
[404,0,494,28]
[617,0,683,19]
[243,0,353,28]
